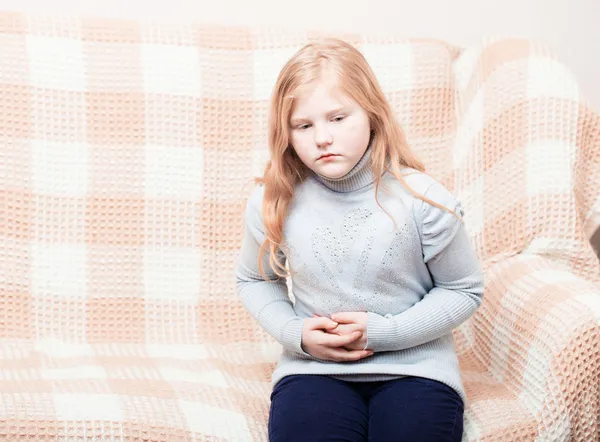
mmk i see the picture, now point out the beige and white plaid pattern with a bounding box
[0,11,598,441]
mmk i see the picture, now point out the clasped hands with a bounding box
[300,311,374,362]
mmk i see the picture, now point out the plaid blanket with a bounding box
[0,11,598,441]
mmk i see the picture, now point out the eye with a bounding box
[332,116,345,122]
[297,123,311,130]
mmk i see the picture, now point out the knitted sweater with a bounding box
[235,147,485,405]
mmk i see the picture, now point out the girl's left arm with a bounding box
[365,181,485,352]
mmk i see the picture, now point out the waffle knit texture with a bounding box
[235,146,485,405]
[0,10,599,441]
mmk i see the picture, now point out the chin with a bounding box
[318,168,349,179]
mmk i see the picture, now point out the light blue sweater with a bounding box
[235,147,484,405]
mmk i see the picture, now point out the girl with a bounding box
[236,38,484,442]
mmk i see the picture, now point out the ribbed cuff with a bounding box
[280,317,310,356]
[366,311,398,352]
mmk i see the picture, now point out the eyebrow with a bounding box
[290,107,347,125]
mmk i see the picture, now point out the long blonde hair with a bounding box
[255,38,457,279]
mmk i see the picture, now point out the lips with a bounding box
[318,154,339,160]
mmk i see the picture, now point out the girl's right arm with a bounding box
[235,187,309,355]
[236,186,373,362]
[235,188,373,362]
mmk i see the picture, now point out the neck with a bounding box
[312,145,377,193]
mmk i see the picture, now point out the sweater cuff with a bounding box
[366,311,398,352]
[280,317,311,356]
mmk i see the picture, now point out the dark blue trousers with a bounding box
[268,374,464,442]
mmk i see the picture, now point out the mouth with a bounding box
[317,153,339,160]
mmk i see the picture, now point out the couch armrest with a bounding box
[581,113,600,247]
[456,254,599,440]
[452,38,600,278]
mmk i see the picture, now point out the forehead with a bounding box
[290,79,351,115]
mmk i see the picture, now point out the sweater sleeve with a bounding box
[365,180,485,352]
[235,186,310,356]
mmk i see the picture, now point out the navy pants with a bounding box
[268,375,464,442]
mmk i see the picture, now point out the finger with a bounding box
[312,313,339,330]
[323,323,360,335]
[330,312,358,324]
[323,318,339,330]
[312,313,334,328]
[341,324,362,333]
[344,342,368,352]
[320,331,362,347]
[328,348,373,362]
[310,317,338,330]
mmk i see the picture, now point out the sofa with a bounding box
[0,11,599,441]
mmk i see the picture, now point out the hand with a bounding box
[301,316,373,362]
[314,312,369,351]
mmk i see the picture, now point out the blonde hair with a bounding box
[255,38,458,279]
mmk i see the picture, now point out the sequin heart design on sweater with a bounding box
[309,207,378,310]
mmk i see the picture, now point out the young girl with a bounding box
[236,38,484,442]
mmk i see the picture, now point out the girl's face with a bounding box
[288,75,371,180]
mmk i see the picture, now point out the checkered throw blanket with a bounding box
[0,11,598,441]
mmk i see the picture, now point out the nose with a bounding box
[314,124,333,148]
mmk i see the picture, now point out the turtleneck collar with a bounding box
[311,145,378,193]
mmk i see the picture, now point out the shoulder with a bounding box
[397,168,461,216]
[399,168,444,199]
[396,169,465,262]
[244,181,307,226]
[243,184,266,227]
[246,183,265,210]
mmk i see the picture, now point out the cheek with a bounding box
[290,134,311,158]
[340,116,369,135]
[290,133,304,148]
[337,120,370,144]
